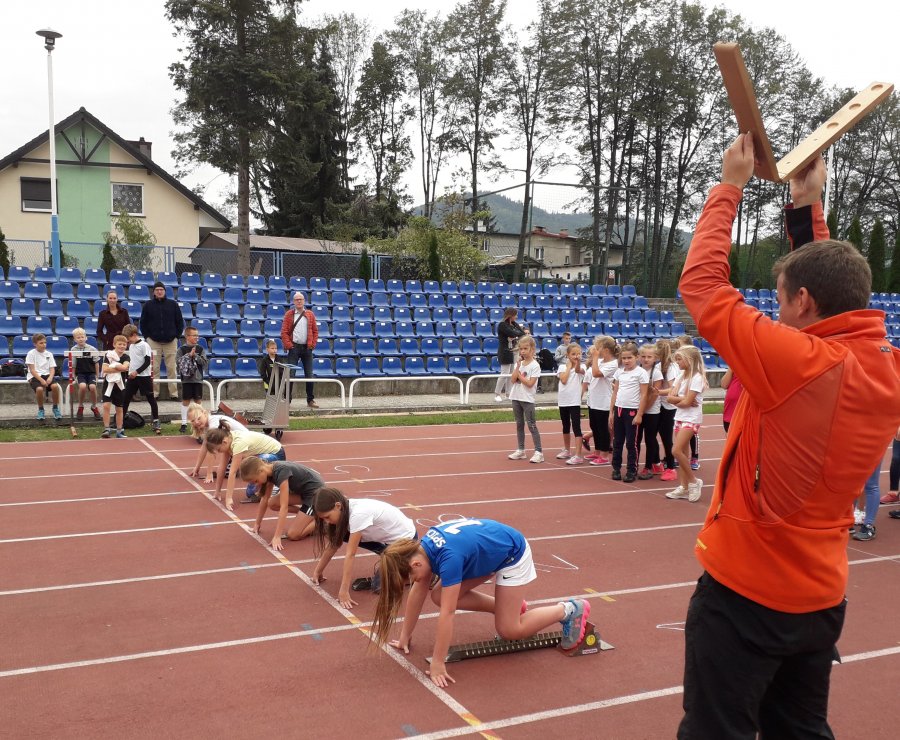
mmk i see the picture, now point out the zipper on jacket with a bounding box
[754,419,764,514]
[713,428,743,520]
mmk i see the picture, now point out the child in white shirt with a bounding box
[25,333,61,422]
[665,345,707,503]
[507,335,544,463]
[586,336,619,466]
[557,342,587,464]
[608,341,649,483]
[636,344,665,479]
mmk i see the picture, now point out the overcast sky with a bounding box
[2,0,896,224]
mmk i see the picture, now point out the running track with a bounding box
[1,417,898,738]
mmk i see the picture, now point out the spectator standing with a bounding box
[140,281,184,399]
[494,307,528,402]
[95,290,130,352]
[280,292,319,409]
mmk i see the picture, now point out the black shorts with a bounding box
[181,381,203,401]
[75,373,97,386]
[104,381,126,407]
[126,376,155,396]
[29,375,59,392]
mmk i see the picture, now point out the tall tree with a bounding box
[0,227,9,276]
[868,219,886,292]
[847,216,864,253]
[889,229,900,292]
[167,0,301,275]
[443,0,508,235]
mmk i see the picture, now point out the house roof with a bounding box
[0,107,231,229]
[198,232,367,253]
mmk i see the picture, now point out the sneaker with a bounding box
[559,599,591,651]
[556,450,571,459]
[852,524,876,541]
[637,468,653,480]
[115,429,127,439]
[180,424,188,434]
[52,406,62,420]
[660,468,678,482]
[36,408,45,421]
[611,469,622,481]
[307,400,319,409]
[494,395,503,403]
[589,455,611,466]
[243,483,261,503]
[623,471,637,483]
[880,492,900,505]
[666,486,689,500]
[690,457,700,470]
[508,449,527,460]
[566,456,585,466]
[76,406,84,421]
[652,463,665,475]
[529,451,544,464]
[152,419,161,435]
[688,478,703,503]
[584,452,601,460]
[889,509,900,520]
[91,405,101,420]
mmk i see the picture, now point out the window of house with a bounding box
[112,183,144,216]
[21,178,52,212]
[564,255,570,265]
[535,247,544,260]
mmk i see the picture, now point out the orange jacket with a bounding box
[680,184,900,613]
[280,308,319,351]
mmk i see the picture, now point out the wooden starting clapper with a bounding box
[713,43,894,183]
[426,621,612,664]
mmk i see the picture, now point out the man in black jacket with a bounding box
[140,281,184,399]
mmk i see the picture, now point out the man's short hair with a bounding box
[122,324,138,337]
[773,240,871,318]
[184,325,198,335]
[32,333,46,344]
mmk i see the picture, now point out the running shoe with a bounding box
[611,469,622,481]
[852,524,876,541]
[660,469,678,481]
[637,468,653,480]
[623,471,637,483]
[560,599,591,651]
[584,452,601,460]
[666,486,689,500]
[652,463,665,475]
[36,408,45,421]
[115,429,127,439]
[690,457,700,470]
[688,478,703,503]
[889,509,900,519]
[529,451,544,463]
[52,406,62,420]
[589,455,611,466]
[494,395,503,403]
[76,406,84,421]
[91,405,101,420]
[566,455,584,466]
[152,419,161,435]
[556,450,571,459]
[101,428,111,439]
[880,492,900,505]
[180,424,188,434]
[508,450,527,460]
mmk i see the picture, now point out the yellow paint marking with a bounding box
[584,587,598,594]
[406,503,423,511]
[600,595,616,603]
[696,538,707,550]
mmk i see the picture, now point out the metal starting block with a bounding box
[427,621,612,664]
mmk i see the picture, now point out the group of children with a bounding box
[507,332,709,502]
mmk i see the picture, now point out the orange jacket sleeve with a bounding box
[307,310,318,350]
[280,310,294,350]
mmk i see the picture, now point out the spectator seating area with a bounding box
[0,267,688,379]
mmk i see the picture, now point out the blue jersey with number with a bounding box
[420,519,527,587]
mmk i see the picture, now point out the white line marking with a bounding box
[3,467,178,481]
[0,490,197,507]
[0,520,236,544]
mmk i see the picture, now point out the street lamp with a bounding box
[36,28,62,276]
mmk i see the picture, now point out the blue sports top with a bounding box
[419,519,527,587]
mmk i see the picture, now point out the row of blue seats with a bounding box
[1,282,650,311]
[0,266,638,297]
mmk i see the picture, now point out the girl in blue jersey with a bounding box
[370,518,591,687]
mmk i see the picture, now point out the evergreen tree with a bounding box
[358,247,372,282]
[890,229,900,292]
[728,247,741,290]
[868,219,886,292]
[103,212,156,272]
[101,238,117,275]
[847,216,864,253]
[427,231,441,281]
[826,209,838,238]
[0,227,9,276]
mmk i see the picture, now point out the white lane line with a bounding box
[0,491,198,507]
[0,520,236,544]
[3,467,180,481]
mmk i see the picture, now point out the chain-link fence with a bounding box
[4,240,47,270]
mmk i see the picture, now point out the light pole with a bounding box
[36,28,62,276]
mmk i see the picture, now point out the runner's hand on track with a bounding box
[426,662,455,688]
[311,572,326,585]
[338,590,358,609]
[271,536,283,551]
[389,638,410,654]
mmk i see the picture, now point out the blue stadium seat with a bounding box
[268,275,288,291]
[384,279,402,293]
[224,274,244,289]
[124,284,147,302]
[451,308,470,323]
[358,356,381,375]
[196,302,218,320]
[413,307,431,323]
[508,282,526,296]
[245,288,266,305]
[445,293,464,310]
[391,293,409,308]
[335,357,357,377]
[246,275,266,289]
[391,307,410,323]
[474,322,493,338]
[327,278,347,292]
[0,281,19,300]
[423,280,440,294]
[317,321,332,339]
[130,270,153,287]
[312,357,334,377]
[633,296,649,310]
[26,316,52,334]
[155,271,177,287]
[268,289,288,306]
[0,316,23,335]
[459,281,477,295]
[530,321,549,337]
[353,307,373,322]
[617,296,633,309]
[432,307,451,323]
[39,298,64,318]
[489,309,504,323]
[426,356,448,374]
[203,272,224,288]
[622,284,637,297]
[442,281,459,294]
[201,287,222,304]
[223,287,245,304]
[427,294,446,309]
[211,337,236,357]
[420,337,441,356]
[396,321,415,338]
[483,295,500,309]
[575,283,591,296]
[351,291,371,307]
[468,308,487,323]
[576,309,593,324]
[216,318,239,337]
[500,295,517,309]
[356,338,377,356]
[240,320,262,337]
[464,295,482,309]
[482,337,499,355]
[644,310,659,323]
[50,282,75,300]
[315,338,333,358]
[455,322,474,338]
[461,337,482,355]
[11,298,36,317]
[244,304,265,321]
[469,355,490,374]
[544,283,560,297]
[219,303,241,320]
[606,285,622,296]
[405,280,422,293]
[310,290,330,307]
[288,276,307,292]
[54,316,79,336]
[58,267,81,284]
[82,316,98,335]
[371,292,390,308]
[264,319,282,338]
[404,356,427,375]
[331,291,350,307]
[237,337,260,356]
[368,279,386,292]
[591,284,606,296]
[308,277,327,291]
[179,271,201,288]
[332,320,352,338]
[32,267,56,283]
[176,286,199,303]
[382,356,404,375]
[192,318,213,336]
[354,321,374,338]
[24,282,48,300]
[408,293,427,308]
[399,337,419,356]
[671,322,685,336]
[534,295,552,310]
[13,334,34,355]
[489,357,502,373]
[374,321,395,339]
[118,299,140,315]
[416,321,435,338]
[332,338,354,356]
[379,338,400,356]
[328,305,348,322]
[348,278,367,293]
[235,358,258,378]
[208,357,234,378]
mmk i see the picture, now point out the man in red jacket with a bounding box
[677,134,900,738]
[280,292,319,408]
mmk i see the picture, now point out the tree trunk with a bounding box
[237,127,251,277]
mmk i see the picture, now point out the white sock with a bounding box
[559,600,575,620]
[181,405,188,422]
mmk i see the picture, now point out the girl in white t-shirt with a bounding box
[665,345,707,503]
[585,335,619,466]
[507,335,544,463]
[655,339,679,481]
[557,343,588,464]
[636,344,664,479]
[608,341,649,483]
[311,487,417,609]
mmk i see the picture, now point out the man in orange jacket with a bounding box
[677,134,900,738]
[280,292,319,408]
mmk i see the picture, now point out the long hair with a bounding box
[313,487,350,555]
[502,307,518,322]
[655,338,673,377]
[187,401,208,439]
[619,340,639,359]
[239,455,266,481]
[674,345,707,393]
[370,540,424,649]
[593,335,618,359]
[204,419,233,452]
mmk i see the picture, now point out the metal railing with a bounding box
[214,377,346,409]
[348,375,464,408]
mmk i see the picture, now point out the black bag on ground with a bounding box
[0,358,27,377]
[537,349,556,372]
[123,410,145,429]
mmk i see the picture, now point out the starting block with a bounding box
[426,621,612,664]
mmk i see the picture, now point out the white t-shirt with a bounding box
[660,362,679,411]
[508,359,541,403]
[25,349,55,376]
[644,364,664,414]
[673,372,705,424]
[613,366,649,410]
[206,414,248,435]
[348,498,416,544]
[587,359,618,411]
[557,362,586,407]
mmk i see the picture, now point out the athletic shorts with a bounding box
[494,542,537,587]
[181,381,203,401]
[674,420,702,434]
[104,381,126,407]
[76,373,97,385]
[29,374,59,391]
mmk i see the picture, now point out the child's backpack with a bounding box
[123,410,145,429]
[177,351,197,379]
[0,358,27,377]
[537,348,556,372]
